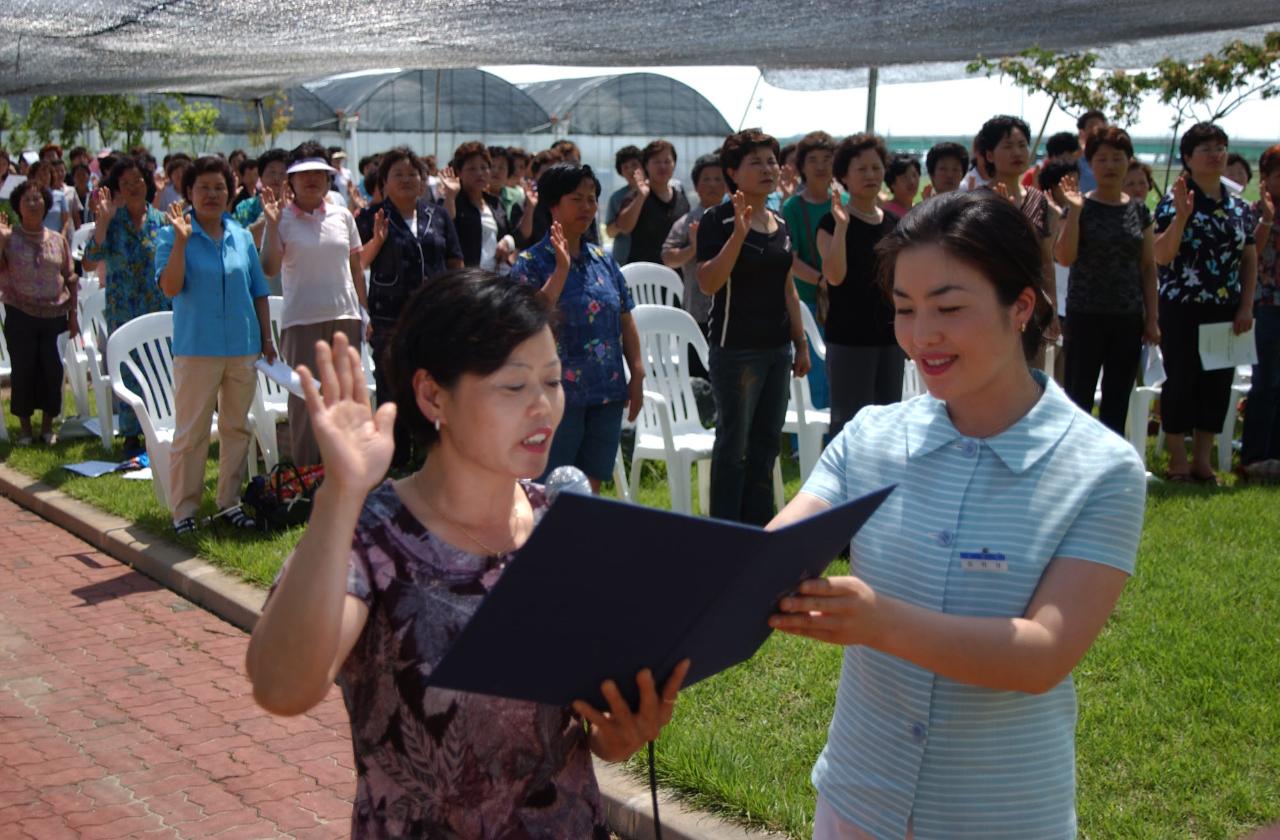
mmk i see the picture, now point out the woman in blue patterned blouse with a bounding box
[512,162,645,493]
[1152,122,1258,484]
[83,156,173,455]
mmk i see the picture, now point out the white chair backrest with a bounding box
[70,223,96,262]
[631,305,709,435]
[797,303,826,360]
[256,296,289,405]
[0,304,10,376]
[81,287,109,352]
[106,312,178,429]
[621,262,684,309]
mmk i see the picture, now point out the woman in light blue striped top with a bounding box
[769,191,1147,840]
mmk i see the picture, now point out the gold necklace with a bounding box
[419,492,518,557]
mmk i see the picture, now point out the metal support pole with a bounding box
[433,69,442,159]
[866,67,879,133]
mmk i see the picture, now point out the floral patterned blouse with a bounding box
[84,205,172,329]
[1254,199,1278,309]
[274,481,608,840]
[0,226,75,319]
[512,233,635,407]
[1153,189,1255,305]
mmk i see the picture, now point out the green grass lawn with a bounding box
[3,401,1278,839]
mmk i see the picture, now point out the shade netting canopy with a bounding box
[520,74,731,136]
[2,1,1278,97]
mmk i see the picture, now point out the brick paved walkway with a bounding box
[0,496,356,839]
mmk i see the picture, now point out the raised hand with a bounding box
[630,166,650,198]
[731,190,753,238]
[687,219,699,247]
[259,186,285,227]
[166,201,191,242]
[779,164,798,199]
[437,167,460,199]
[0,212,10,250]
[371,208,389,243]
[993,181,1016,204]
[1060,173,1085,210]
[1260,189,1276,226]
[572,660,690,763]
[550,221,570,274]
[522,177,539,209]
[346,179,367,212]
[921,183,935,201]
[1172,176,1195,220]
[297,331,396,496]
[92,186,121,221]
[829,188,848,226]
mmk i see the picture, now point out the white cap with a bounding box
[286,158,336,175]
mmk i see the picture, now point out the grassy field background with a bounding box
[2,399,1278,839]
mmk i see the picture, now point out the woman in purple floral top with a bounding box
[247,269,688,839]
[511,162,645,493]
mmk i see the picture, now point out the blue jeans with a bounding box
[543,401,626,482]
[1242,306,1280,464]
[708,344,792,524]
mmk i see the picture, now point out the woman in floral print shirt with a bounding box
[511,162,645,493]
[83,156,172,451]
[1152,123,1257,483]
[247,270,687,839]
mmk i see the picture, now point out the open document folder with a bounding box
[254,358,306,398]
[427,485,895,708]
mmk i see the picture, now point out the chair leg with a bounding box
[1125,390,1150,467]
[697,459,710,516]
[798,428,823,482]
[613,447,630,502]
[629,456,644,504]
[772,458,785,512]
[1218,394,1240,474]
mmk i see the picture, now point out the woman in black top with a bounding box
[443,142,514,271]
[1054,127,1158,436]
[359,146,464,466]
[615,139,689,265]
[817,133,904,438]
[697,129,810,524]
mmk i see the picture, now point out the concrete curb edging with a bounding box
[0,462,787,840]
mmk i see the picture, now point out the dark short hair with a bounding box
[71,162,90,179]
[550,139,580,159]
[1226,152,1252,183]
[68,146,89,161]
[488,146,510,171]
[536,162,602,210]
[875,191,1052,362]
[1045,132,1080,158]
[614,145,642,176]
[386,268,555,448]
[450,141,490,173]
[10,179,53,217]
[164,153,192,177]
[182,155,235,203]
[104,156,156,204]
[833,133,888,183]
[39,142,62,160]
[1077,110,1106,131]
[779,143,798,167]
[1260,144,1280,178]
[1084,126,1134,162]
[1037,160,1077,192]
[377,146,425,189]
[977,116,1031,170]
[505,146,530,166]
[718,128,780,191]
[691,153,722,187]
[1127,159,1155,191]
[884,153,922,190]
[529,149,562,178]
[358,154,381,174]
[925,142,969,177]
[795,131,836,176]
[228,149,247,166]
[236,157,258,178]
[256,148,288,173]
[1179,122,1229,169]
[642,139,677,169]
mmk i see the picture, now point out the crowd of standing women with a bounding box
[1,113,1277,533]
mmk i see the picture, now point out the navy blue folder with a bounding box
[427,485,895,708]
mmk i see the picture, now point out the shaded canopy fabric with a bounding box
[520,74,731,136]
[1,1,1278,97]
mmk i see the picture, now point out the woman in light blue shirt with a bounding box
[155,156,274,536]
[769,191,1146,840]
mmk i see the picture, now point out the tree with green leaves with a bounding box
[174,100,221,154]
[246,93,293,150]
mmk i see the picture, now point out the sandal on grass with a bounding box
[173,517,197,536]
[1190,471,1222,487]
[219,505,258,530]
[1164,469,1192,483]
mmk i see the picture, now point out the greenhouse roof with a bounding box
[520,74,732,136]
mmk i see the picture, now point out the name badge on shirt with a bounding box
[960,548,1008,572]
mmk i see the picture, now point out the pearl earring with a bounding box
[434,418,441,432]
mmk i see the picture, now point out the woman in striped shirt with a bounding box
[769,191,1147,839]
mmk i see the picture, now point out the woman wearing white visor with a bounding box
[261,141,368,467]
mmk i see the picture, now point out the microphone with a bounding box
[544,466,592,504]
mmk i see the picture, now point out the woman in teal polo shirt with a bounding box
[769,191,1146,839]
[155,156,274,535]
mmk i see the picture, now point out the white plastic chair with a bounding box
[621,262,684,309]
[77,288,117,451]
[108,312,271,509]
[247,296,288,470]
[629,305,715,515]
[781,304,830,486]
[69,223,96,262]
